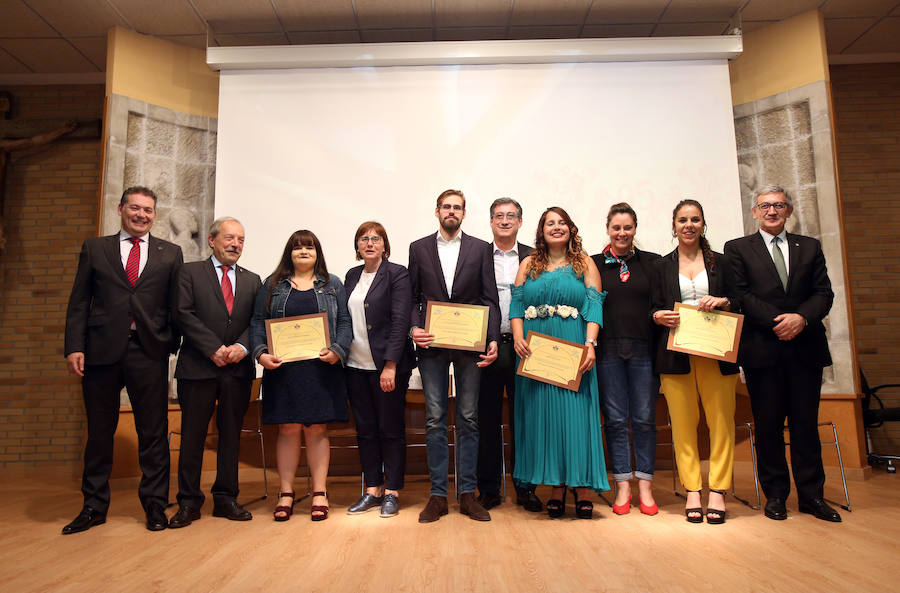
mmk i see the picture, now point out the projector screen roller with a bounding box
[215,55,742,282]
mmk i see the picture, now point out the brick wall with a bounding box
[0,85,104,466]
[831,63,900,451]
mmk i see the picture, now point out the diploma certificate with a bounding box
[265,313,331,362]
[516,331,587,392]
[425,301,489,352]
[666,303,743,363]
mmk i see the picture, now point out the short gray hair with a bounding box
[208,216,243,238]
[754,185,793,208]
[490,197,522,218]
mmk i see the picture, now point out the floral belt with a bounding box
[524,304,579,320]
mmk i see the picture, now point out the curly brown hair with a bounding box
[528,206,588,279]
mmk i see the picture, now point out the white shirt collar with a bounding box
[492,241,518,255]
[759,227,787,244]
[119,229,149,242]
[436,230,462,245]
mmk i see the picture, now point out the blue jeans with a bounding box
[598,355,658,481]
[418,348,481,497]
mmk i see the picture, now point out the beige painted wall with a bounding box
[729,10,829,106]
[106,27,218,119]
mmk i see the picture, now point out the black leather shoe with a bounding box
[798,498,842,523]
[764,497,788,521]
[347,493,384,515]
[145,504,168,531]
[213,500,252,521]
[516,488,543,513]
[380,493,399,518]
[477,491,503,510]
[62,506,106,535]
[168,506,201,528]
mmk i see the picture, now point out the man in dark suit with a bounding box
[63,186,183,534]
[409,189,501,523]
[168,217,262,528]
[724,185,841,523]
[475,197,541,512]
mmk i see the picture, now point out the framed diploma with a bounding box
[666,302,744,363]
[265,313,331,362]
[516,331,587,392]
[424,301,489,352]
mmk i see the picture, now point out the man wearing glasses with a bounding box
[725,185,840,523]
[475,198,542,513]
[408,189,501,523]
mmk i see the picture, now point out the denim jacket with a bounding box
[250,273,352,365]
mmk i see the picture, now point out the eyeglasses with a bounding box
[358,236,382,245]
[491,212,520,221]
[439,204,464,212]
[756,202,789,211]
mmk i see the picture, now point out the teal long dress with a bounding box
[511,265,610,492]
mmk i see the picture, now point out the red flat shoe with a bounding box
[612,493,632,515]
[311,491,329,522]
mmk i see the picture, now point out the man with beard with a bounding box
[408,189,501,523]
[169,217,262,528]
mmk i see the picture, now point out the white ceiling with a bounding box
[0,0,897,78]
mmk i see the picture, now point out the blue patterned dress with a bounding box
[510,265,610,491]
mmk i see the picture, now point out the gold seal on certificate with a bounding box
[666,302,744,363]
[265,313,331,362]
[516,331,587,392]
[424,301,489,352]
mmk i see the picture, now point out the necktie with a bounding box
[221,265,234,315]
[125,237,141,286]
[772,236,788,290]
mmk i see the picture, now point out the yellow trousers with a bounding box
[661,356,737,491]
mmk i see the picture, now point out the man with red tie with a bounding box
[64,186,183,533]
[168,217,262,527]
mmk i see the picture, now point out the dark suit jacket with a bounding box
[344,260,417,375]
[515,243,533,263]
[174,258,262,380]
[408,231,501,346]
[724,232,833,369]
[65,233,183,364]
[650,248,740,376]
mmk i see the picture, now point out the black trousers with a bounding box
[476,339,520,496]
[346,367,410,490]
[744,364,826,502]
[175,375,252,508]
[80,336,169,513]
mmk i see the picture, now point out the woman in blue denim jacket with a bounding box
[250,230,351,522]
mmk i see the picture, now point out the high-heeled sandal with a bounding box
[546,487,567,519]
[706,489,727,525]
[311,491,329,522]
[684,489,703,524]
[274,491,295,522]
[572,488,593,520]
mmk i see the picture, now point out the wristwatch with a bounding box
[585,338,597,347]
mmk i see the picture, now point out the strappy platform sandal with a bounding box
[546,487,567,519]
[274,491,295,522]
[684,489,703,524]
[706,489,727,525]
[311,491,329,522]
[571,488,594,520]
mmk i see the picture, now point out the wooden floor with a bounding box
[1,465,897,593]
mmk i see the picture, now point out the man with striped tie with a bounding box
[63,186,183,534]
[168,217,261,528]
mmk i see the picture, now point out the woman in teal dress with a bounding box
[511,206,609,519]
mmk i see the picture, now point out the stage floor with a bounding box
[1,465,897,593]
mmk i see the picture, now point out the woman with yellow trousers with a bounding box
[650,199,739,524]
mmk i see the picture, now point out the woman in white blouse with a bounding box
[343,222,416,518]
[650,200,740,525]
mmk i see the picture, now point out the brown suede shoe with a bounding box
[459,492,491,521]
[418,495,449,523]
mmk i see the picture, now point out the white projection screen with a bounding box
[214,42,743,280]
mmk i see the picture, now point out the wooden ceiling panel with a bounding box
[286,30,362,44]
[360,28,434,43]
[191,0,283,33]
[740,0,823,22]
[661,0,742,23]
[824,18,879,53]
[68,37,108,70]
[509,25,583,38]
[110,0,207,36]
[0,47,32,74]
[213,32,290,46]
[654,22,731,36]
[510,0,592,27]
[841,16,900,53]
[355,0,432,30]
[0,39,100,73]
[0,1,58,37]
[274,0,358,31]
[435,0,509,28]
[25,0,128,37]
[821,0,898,19]
[435,27,508,41]
[585,0,668,25]
[582,23,656,37]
